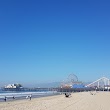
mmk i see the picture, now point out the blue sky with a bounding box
[0,0,110,86]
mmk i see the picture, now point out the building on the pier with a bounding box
[4,83,23,91]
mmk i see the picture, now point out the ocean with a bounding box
[0,90,59,102]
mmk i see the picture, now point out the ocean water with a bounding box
[0,91,58,102]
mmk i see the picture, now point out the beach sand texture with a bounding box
[0,91,110,110]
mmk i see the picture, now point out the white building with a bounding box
[5,83,22,89]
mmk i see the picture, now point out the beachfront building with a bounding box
[4,83,23,91]
[5,83,23,89]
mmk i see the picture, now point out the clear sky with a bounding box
[0,0,110,86]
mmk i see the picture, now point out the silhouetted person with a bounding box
[29,94,32,100]
[4,96,7,102]
[12,96,15,99]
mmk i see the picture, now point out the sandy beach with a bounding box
[0,91,110,110]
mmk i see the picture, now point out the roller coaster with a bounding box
[86,77,110,90]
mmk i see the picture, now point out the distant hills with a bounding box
[23,81,92,88]
[23,82,61,88]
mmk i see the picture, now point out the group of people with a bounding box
[3,94,32,102]
[65,93,71,98]
[4,96,15,102]
[26,94,32,100]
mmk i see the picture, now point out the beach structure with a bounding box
[72,84,85,89]
[61,74,74,88]
[4,83,23,91]
[60,74,83,89]
[86,77,110,90]
[5,83,23,89]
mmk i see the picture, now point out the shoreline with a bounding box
[0,91,59,102]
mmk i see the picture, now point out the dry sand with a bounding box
[0,91,110,110]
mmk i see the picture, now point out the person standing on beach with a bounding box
[4,96,7,102]
[29,94,32,100]
[12,96,15,100]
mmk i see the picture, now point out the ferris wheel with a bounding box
[67,73,78,84]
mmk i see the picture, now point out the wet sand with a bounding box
[0,91,110,110]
